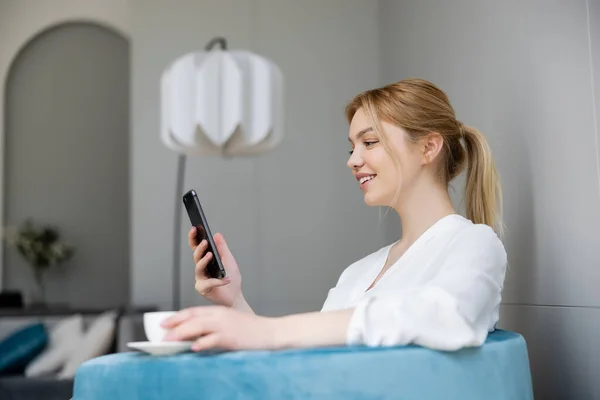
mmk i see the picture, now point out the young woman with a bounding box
[162,78,507,352]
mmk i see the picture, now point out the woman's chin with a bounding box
[363,192,385,207]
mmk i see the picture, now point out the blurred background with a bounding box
[0,0,599,398]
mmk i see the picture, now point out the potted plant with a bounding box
[4,219,75,306]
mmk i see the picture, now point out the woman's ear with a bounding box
[420,132,444,165]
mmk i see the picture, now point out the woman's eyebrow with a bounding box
[348,127,374,142]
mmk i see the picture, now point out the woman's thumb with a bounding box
[212,276,231,287]
[214,233,230,254]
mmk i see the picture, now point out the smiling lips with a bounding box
[356,173,377,189]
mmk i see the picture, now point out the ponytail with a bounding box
[461,124,504,237]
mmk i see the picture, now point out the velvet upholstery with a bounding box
[73,329,533,400]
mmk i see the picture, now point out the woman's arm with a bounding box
[162,306,353,351]
[272,309,355,349]
[232,294,255,314]
[164,225,506,352]
[344,225,507,350]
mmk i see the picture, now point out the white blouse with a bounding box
[321,214,507,351]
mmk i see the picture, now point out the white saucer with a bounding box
[127,341,194,356]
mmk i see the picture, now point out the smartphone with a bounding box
[182,189,226,279]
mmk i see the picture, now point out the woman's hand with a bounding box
[161,305,355,352]
[162,306,275,351]
[189,227,253,313]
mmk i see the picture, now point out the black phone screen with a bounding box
[183,190,226,279]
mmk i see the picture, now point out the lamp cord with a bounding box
[172,37,228,311]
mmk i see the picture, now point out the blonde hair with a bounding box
[345,78,504,236]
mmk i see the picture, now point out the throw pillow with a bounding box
[25,314,84,377]
[0,323,48,375]
[58,310,117,379]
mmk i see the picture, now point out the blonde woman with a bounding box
[162,78,507,352]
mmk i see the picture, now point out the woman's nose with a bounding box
[347,150,364,169]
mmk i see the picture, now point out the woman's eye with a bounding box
[348,141,377,154]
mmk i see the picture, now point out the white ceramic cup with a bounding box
[143,311,177,342]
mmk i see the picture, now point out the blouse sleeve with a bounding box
[345,224,508,351]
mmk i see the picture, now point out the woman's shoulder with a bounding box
[442,215,507,267]
[452,216,505,249]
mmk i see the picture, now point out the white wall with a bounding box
[3,0,597,395]
[379,0,600,398]
[4,22,130,308]
[0,0,131,290]
[130,0,387,315]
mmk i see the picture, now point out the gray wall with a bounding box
[131,0,387,315]
[380,0,600,398]
[3,22,130,308]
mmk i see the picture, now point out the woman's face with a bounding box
[347,108,424,207]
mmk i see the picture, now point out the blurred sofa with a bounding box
[0,307,151,400]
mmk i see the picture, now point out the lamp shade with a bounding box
[161,49,284,157]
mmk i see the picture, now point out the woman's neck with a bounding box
[392,179,456,245]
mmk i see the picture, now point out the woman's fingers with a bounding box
[194,277,231,296]
[164,317,208,341]
[162,308,195,328]
[193,240,208,264]
[194,250,212,279]
[192,333,221,352]
[195,250,231,296]
[188,227,198,248]
[162,306,210,328]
